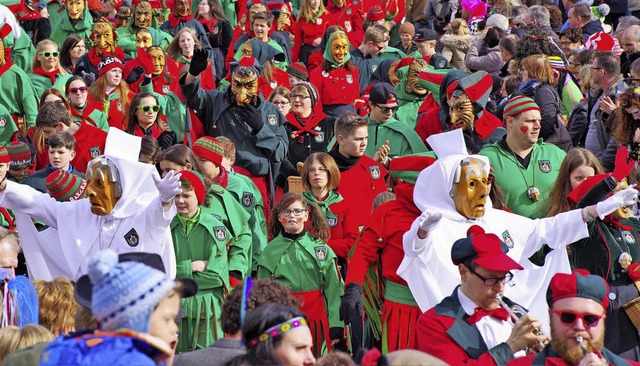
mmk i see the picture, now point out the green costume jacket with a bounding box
[364,116,428,159]
[379,46,406,62]
[171,206,231,352]
[479,138,566,219]
[0,64,39,128]
[29,73,71,99]
[49,7,93,48]
[257,231,344,329]
[140,81,186,138]
[12,27,36,73]
[0,102,18,147]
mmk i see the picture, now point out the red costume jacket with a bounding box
[71,123,108,173]
[327,1,364,47]
[291,11,332,61]
[309,65,360,107]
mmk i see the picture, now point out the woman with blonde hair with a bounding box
[166,27,216,90]
[33,277,78,336]
[440,18,474,72]
[292,0,332,64]
[517,54,563,143]
[88,56,133,129]
[29,39,71,98]
[0,325,55,365]
[547,148,604,216]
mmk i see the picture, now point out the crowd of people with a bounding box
[1,0,640,364]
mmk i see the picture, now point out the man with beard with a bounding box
[180,51,287,205]
[508,270,637,366]
[115,1,172,56]
[416,70,505,154]
[417,226,546,365]
[479,96,566,219]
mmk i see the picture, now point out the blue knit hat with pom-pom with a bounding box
[88,249,175,333]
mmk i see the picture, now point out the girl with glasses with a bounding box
[125,92,177,150]
[257,192,345,357]
[30,39,71,99]
[268,86,292,116]
[65,76,109,131]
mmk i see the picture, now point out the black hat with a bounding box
[74,252,198,309]
[369,82,397,104]
[414,28,438,41]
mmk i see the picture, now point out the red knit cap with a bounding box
[6,141,32,169]
[98,56,123,77]
[45,169,87,202]
[192,136,224,166]
[367,5,384,21]
[178,170,206,205]
[0,147,9,164]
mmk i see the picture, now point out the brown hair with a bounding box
[89,70,131,111]
[124,92,166,135]
[159,144,203,172]
[33,277,78,335]
[547,148,604,216]
[251,11,274,27]
[139,135,161,164]
[520,54,557,86]
[74,305,98,331]
[269,192,330,242]
[166,27,203,63]
[215,135,236,162]
[220,278,299,335]
[613,88,640,146]
[268,86,291,104]
[48,131,76,150]
[301,153,340,191]
[334,113,368,138]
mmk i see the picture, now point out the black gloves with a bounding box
[157,131,177,151]
[329,327,348,352]
[126,66,144,85]
[189,47,209,76]
[81,70,96,86]
[238,104,264,131]
[339,282,363,324]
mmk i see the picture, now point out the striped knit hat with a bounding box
[192,136,224,166]
[292,81,318,107]
[547,56,566,71]
[6,141,32,169]
[0,146,10,164]
[287,62,308,81]
[45,170,87,202]
[98,56,123,77]
[367,5,384,21]
[503,96,541,120]
[178,170,206,205]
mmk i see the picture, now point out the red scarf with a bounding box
[168,12,195,28]
[603,216,633,231]
[87,46,126,67]
[466,306,509,325]
[135,123,164,139]
[0,57,13,76]
[198,17,218,32]
[213,166,229,188]
[33,66,60,84]
[286,111,326,138]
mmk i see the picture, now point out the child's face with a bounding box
[159,160,187,177]
[337,125,368,158]
[148,290,180,352]
[400,32,412,44]
[175,188,199,218]
[197,157,220,181]
[278,200,308,235]
[631,70,640,87]
[49,146,76,169]
[8,167,29,181]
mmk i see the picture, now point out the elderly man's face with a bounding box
[453,159,489,219]
[621,32,640,55]
[86,162,120,215]
[549,297,606,365]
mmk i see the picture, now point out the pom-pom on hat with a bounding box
[399,22,415,37]
[584,32,615,52]
[45,169,87,202]
[451,225,524,272]
[292,81,318,107]
[6,141,32,169]
[192,136,224,166]
[98,56,123,77]
[286,62,308,81]
[178,170,206,206]
[0,146,10,165]
[369,82,397,105]
[546,269,610,309]
[503,96,541,120]
[366,5,384,21]
[88,249,176,332]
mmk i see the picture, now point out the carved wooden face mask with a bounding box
[405,59,429,96]
[231,68,259,106]
[134,2,153,28]
[175,0,192,17]
[86,160,122,216]
[92,22,115,55]
[612,180,633,220]
[66,0,85,19]
[136,29,153,50]
[149,46,165,75]
[448,89,475,131]
[276,6,291,31]
[330,35,349,63]
[452,158,489,219]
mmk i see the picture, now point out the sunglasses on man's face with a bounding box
[552,309,603,328]
[136,105,160,113]
[376,104,398,114]
[38,51,59,58]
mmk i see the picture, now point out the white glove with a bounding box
[417,211,442,237]
[154,170,182,203]
[596,186,639,219]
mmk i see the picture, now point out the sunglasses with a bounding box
[38,51,60,58]
[69,87,88,94]
[551,309,603,328]
[136,105,160,112]
[376,104,398,113]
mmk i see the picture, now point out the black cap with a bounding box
[74,252,198,309]
[414,29,438,41]
[369,82,397,104]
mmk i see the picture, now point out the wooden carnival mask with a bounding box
[405,58,429,96]
[451,157,489,219]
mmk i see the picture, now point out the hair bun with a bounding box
[88,249,119,285]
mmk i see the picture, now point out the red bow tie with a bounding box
[466,306,509,325]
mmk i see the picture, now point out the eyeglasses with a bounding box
[280,208,306,216]
[467,265,514,286]
[376,104,398,113]
[591,67,603,71]
[290,94,311,101]
[307,167,328,174]
[136,105,160,112]
[272,101,290,106]
[68,87,88,94]
[38,51,59,58]
[371,42,385,51]
[551,309,603,328]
